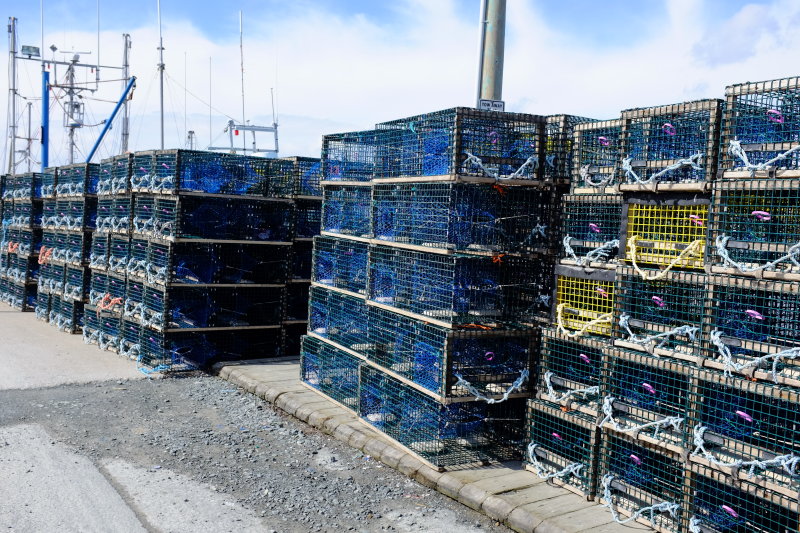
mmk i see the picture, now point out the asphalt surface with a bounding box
[0,304,511,533]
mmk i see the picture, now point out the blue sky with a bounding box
[3,0,798,168]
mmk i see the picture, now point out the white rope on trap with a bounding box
[601,474,681,525]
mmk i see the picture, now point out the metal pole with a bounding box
[208,56,212,148]
[239,11,246,152]
[86,75,136,162]
[121,33,131,153]
[157,0,165,149]
[8,17,17,174]
[26,101,31,172]
[478,0,506,102]
[41,70,49,171]
[67,60,76,164]
[475,0,487,107]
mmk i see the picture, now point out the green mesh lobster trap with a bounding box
[720,76,800,178]
[301,334,362,412]
[307,284,369,354]
[544,114,598,184]
[703,275,800,387]
[600,347,694,453]
[312,235,368,296]
[559,193,622,268]
[618,99,722,193]
[535,327,606,417]
[687,368,800,495]
[525,398,600,497]
[597,429,685,532]
[571,119,623,193]
[709,177,800,280]
[613,267,709,362]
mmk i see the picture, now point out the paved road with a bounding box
[0,304,509,533]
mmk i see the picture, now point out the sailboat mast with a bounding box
[157,0,165,149]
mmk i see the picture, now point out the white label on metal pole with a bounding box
[478,99,505,112]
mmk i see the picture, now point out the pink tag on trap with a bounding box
[689,215,704,226]
[722,505,739,518]
[642,383,656,395]
[630,454,643,465]
[752,210,771,221]
[745,309,764,320]
[589,223,601,233]
[736,410,754,423]
[598,136,610,147]
[651,296,665,308]
[552,432,562,441]
[579,353,591,364]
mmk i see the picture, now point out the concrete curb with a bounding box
[213,359,635,533]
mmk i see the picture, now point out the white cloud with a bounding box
[3,0,800,170]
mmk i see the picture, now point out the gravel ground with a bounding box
[0,373,511,533]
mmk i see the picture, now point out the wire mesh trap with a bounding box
[720,76,800,174]
[368,246,548,327]
[703,276,800,386]
[282,156,322,197]
[375,107,546,180]
[49,296,83,334]
[9,199,43,229]
[38,262,65,295]
[560,194,622,266]
[294,198,322,239]
[571,119,623,192]
[535,327,605,413]
[688,369,800,493]
[63,265,89,301]
[359,364,526,468]
[312,235,368,295]
[98,154,132,195]
[525,398,599,496]
[282,321,308,357]
[366,305,534,400]
[4,172,43,199]
[622,195,710,272]
[709,178,800,277]
[108,235,130,275]
[598,430,684,532]
[372,182,556,253]
[619,100,723,189]
[321,184,372,238]
[291,239,313,281]
[308,285,369,353]
[601,347,694,451]
[55,163,100,196]
[301,334,362,410]
[321,129,383,183]
[613,268,708,360]
[89,232,109,270]
[554,265,616,338]
[34,291,50,321]
[687,462,799,533]
[544,114,598,183]
[284,282,310,321]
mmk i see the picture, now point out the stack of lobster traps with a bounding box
[528,77,800,533]
[301,107,587,469]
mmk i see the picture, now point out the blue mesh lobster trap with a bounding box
[5,252,37,284]
[720,76,800,175]
[138,327,282,370]
[688,368,800,494]
[9,199,43,228]
[294,198,322,239]
[535,327,605,416]
[4,173,43,199]
[686,462,798,533]
[321,184,371,238]
[369,246,549,327]
[89,232,109,270]
[359,364,526,468]
[98,153,132,195]
[108,235,130,275]
[709,178,800,279]
[367,305,533,401]
[55,163,99,196]
[282,321,307,358]
[38,262,65,295]
[49,295,83,334]
[613,268,708,361]
[312,235,368,296]
[703,275,800,387]
[282,156,322,197]
[141,284,285,331]
[601,347,694,453]
[142,240,291,286]
[35,291,50,321]
[571,119,623,193]
[41,168,57,198]
[95,198,113,233]
[308,285,369,353]
[544,114,598,183]
[598,430,684,532]
[301,335,362,410]
[88,271,125,312]
[620,100,723,192]
[131,150,156,190]
[321,129,383,183]
[560,194,622,267]
[284,281,309,322]
[133,194,294,242]
[375,108,546,181]
[42,230,91,265]
[291,239,313,281]
[4,280,36,310]
[525,399,599,498]
[123,277,145,322]
[63,264,89,301]
[372,182,555,254]
[118,318,142,359]
[5,228,41,257]
[125,238,148,279]
[81,305,101,346]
